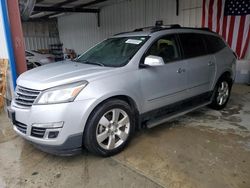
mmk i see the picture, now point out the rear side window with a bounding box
[179,33,207,58]
[205,35,226,54]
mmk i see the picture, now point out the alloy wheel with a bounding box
[96,108,130,150]
[217,81,229,106]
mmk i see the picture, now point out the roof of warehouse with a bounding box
[36,0,114,8]
[30,0,120,20]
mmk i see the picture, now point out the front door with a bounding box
[139,34,188,113]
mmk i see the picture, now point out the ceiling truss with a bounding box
[30,0,109,26]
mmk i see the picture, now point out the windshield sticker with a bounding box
[125,39,142,45]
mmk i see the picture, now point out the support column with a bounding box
[7,0,27,75]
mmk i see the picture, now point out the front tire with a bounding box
[83,99,135,157]
[209,77,232,110]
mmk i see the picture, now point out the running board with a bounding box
[146,102,211,129]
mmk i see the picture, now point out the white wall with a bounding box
[0,2,14,102]
[58,0,203,54]
[58,13,101,54]
[0,2,9,59]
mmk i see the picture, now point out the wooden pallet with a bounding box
[0,59,8,110]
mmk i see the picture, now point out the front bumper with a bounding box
[30,133,83,156]
[9,99,95,155]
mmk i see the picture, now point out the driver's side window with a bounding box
[146,35,181,63]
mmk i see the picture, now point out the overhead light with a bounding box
[29,12,46,18]
[49,13,66,19]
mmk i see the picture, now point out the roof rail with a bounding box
[133,24,182,33]
[114,23,215,36]
[133,26,155,32]
[199,27,211,31]
[179,27,216,33]
[151,24,181,32]
[114,21,182,35]
[114,24,182,36]
[113,31,132,36]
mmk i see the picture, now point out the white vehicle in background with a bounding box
[25,50,55,69]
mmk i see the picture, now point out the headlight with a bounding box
[35,81,88,105]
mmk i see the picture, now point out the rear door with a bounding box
[178,33,214,97]
[204,35,228,89]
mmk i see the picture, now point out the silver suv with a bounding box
[8,25,236,156]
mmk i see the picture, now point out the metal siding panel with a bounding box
[56,0,248,59]
[22,21,60,50]
[24,37,29,50]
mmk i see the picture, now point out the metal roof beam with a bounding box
[75,0,108,8]
[53,0,79,7]
[34,0,80,19]
[33,6,99,13]
[36,0,45,3]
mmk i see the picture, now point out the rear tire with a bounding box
[209,77,232,110]
[83,99,135,157]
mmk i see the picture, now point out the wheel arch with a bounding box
[218,71,233,84]
[83,94,141,135]
[213,70,233,90]
[94,95,140,115]
[209,70,233,110]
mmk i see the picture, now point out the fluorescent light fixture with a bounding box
[49,13,66,19]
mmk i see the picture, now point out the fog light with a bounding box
[48,131,59,138]
[32,122,64,128]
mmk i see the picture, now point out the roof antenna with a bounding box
[155,20,163,27]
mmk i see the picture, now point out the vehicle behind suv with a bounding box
[25,50,55,69]
[8,24,236,156]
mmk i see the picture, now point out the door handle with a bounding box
[177,68,185,73]
[208,61,215,66]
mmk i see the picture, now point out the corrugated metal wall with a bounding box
[58,13,101,54]
[58,0,203,54]
[22,21,60,50]
[24,37,59,50]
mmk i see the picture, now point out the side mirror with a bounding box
[144,55,165,67]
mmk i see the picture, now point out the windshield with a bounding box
[76,36,149,67]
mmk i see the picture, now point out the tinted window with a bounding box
[205,35,226,53]
[146,35,181,63]
[179,33,207,58]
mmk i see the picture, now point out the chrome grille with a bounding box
[31,127,46,138]
[14,86,40,107]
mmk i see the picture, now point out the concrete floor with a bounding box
[0,84,250,188]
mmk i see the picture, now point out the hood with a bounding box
[17,61,115,90]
